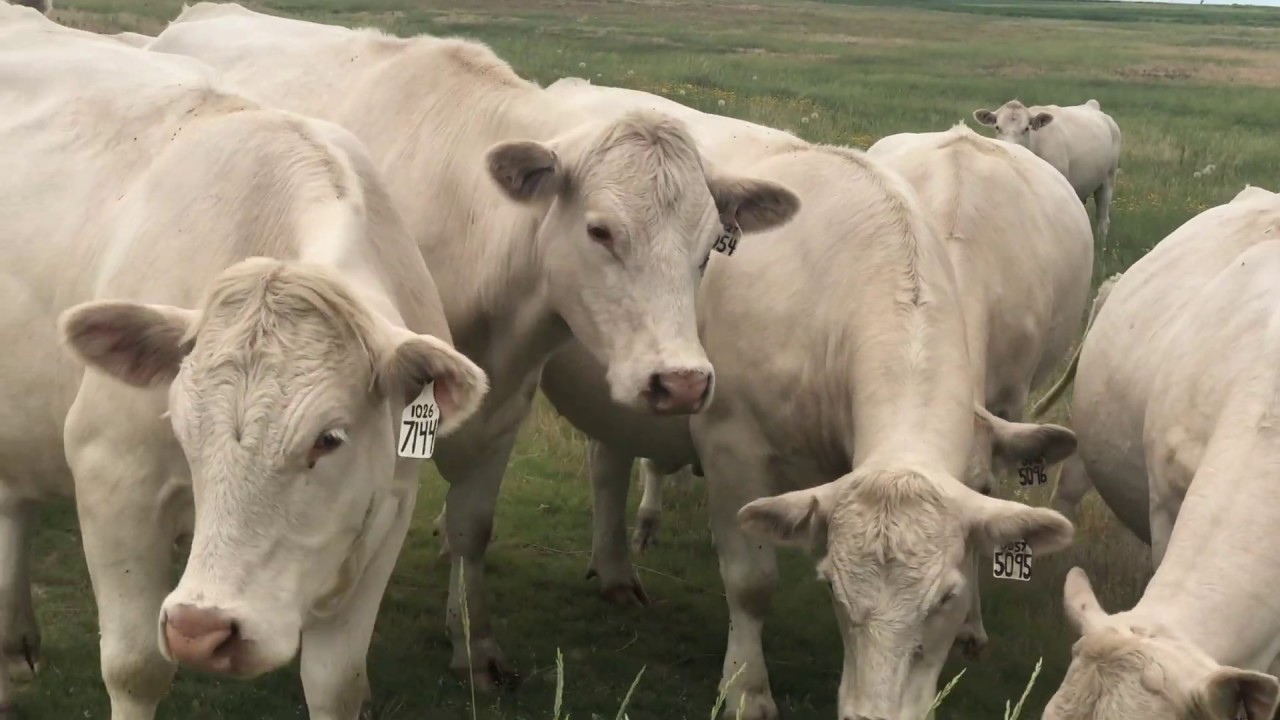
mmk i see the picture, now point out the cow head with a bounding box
[739,468,1073,720]
[1044,568,1280,720]
[486,109,799,415]
[973,100,1053,147]
[60,258,487,678]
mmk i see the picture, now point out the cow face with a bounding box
[739,469,1073,720]
[973,101,1054,148]
[1044,568,1280,720]
[486,109,799,416]
[60,258,487,678]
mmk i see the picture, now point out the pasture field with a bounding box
[24,0,1280,717]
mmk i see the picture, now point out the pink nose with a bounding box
[163,604,238,674]
[645,370,711,414]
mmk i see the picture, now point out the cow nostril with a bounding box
[647,373,670,400]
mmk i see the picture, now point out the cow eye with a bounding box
[587,223,612,243]
[307,429,347,468]
[932,590,958,613]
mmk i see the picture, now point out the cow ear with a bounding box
[486,140,563,203]
[973,109,997,126]
[738,483,836,554]
[1062,567,1108,636]
[59,301,197,388]
[1030,112,1054,130]
[1195,668,1280,720]
[962,489,1075,555]
[381,332,489,436]
[708,174,801,234]
[980,409,1077,466]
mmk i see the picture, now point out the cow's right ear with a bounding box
[738,482,839,554]
[380,330,489,437]
[973,109,998,127]
[486,140,563,203]
[59,301,198,388]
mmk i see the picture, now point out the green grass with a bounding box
[25,0,1280,717]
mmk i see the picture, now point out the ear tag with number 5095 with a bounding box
[992,540,1033,582]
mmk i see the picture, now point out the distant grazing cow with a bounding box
[151,2,800,687]
[535,82,1076,720]
[0,6,486,719]
[973,98,1121,242]
[1042,186,1280,720]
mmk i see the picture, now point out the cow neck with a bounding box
[1133,396,1280,671]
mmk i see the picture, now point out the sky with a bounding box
[1117,0,1280,4]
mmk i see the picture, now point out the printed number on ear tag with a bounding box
[398,381,439,459]
[992,540,1033,582]
[699,221,743,277]
[712,221,742,257]
[1017,457,1049,487]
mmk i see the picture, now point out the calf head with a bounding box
[486,109,800,415]
[1044,568,1280,720]
[973,100,1053,148]
[60,258,487,678]
[739,469,1073,720]
[968,404,1078,495]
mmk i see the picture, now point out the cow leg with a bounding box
[1094,173,1115,245]
[436,430,520,692]
[71,450,177,720]
[431,501,449,558]
[1050,455,1093,521]
[705,452,778,720]
[0,500,37,687]
[301,485,417,720]
[632,458,665,553]
[586,441,647,606]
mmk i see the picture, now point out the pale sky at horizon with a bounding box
[1117,0,1280,5]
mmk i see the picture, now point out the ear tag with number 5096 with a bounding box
[398,381,439,459]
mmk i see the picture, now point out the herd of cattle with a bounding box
[0,1,1275,719]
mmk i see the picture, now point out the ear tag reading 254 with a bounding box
[993,540,1032,581]
[698,220,743,276]
[398,381,439,459]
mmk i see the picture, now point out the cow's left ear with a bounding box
[379,329,489,437]
[1030,112,1054,130]
[708,174,801,233]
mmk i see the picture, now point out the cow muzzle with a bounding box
[643,369,712,414]
[159,603,291,678]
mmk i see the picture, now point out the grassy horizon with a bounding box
[21,0,1280,717]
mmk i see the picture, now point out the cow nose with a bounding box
[645,370,711,414]
[162,604,239,674]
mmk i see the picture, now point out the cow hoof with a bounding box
[631,514,661,553]
[727,692,778,720]
[600,580,651,607]
[452,656,520,693]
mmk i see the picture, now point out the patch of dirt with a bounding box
[1115,64,1193,81]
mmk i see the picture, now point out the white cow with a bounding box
[535,86,1077,718]
[0,7,487,720]
[150,3,800,687]
[972,99,1121,243]
[1043,186,1280,720]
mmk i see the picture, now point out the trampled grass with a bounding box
[22,0,1280,717]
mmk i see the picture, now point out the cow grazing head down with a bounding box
[739,469,1074,720]
[486,109,800,415]
[973,100,1054,147]
[1044,568,1280,720]
[60,258,488,678]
